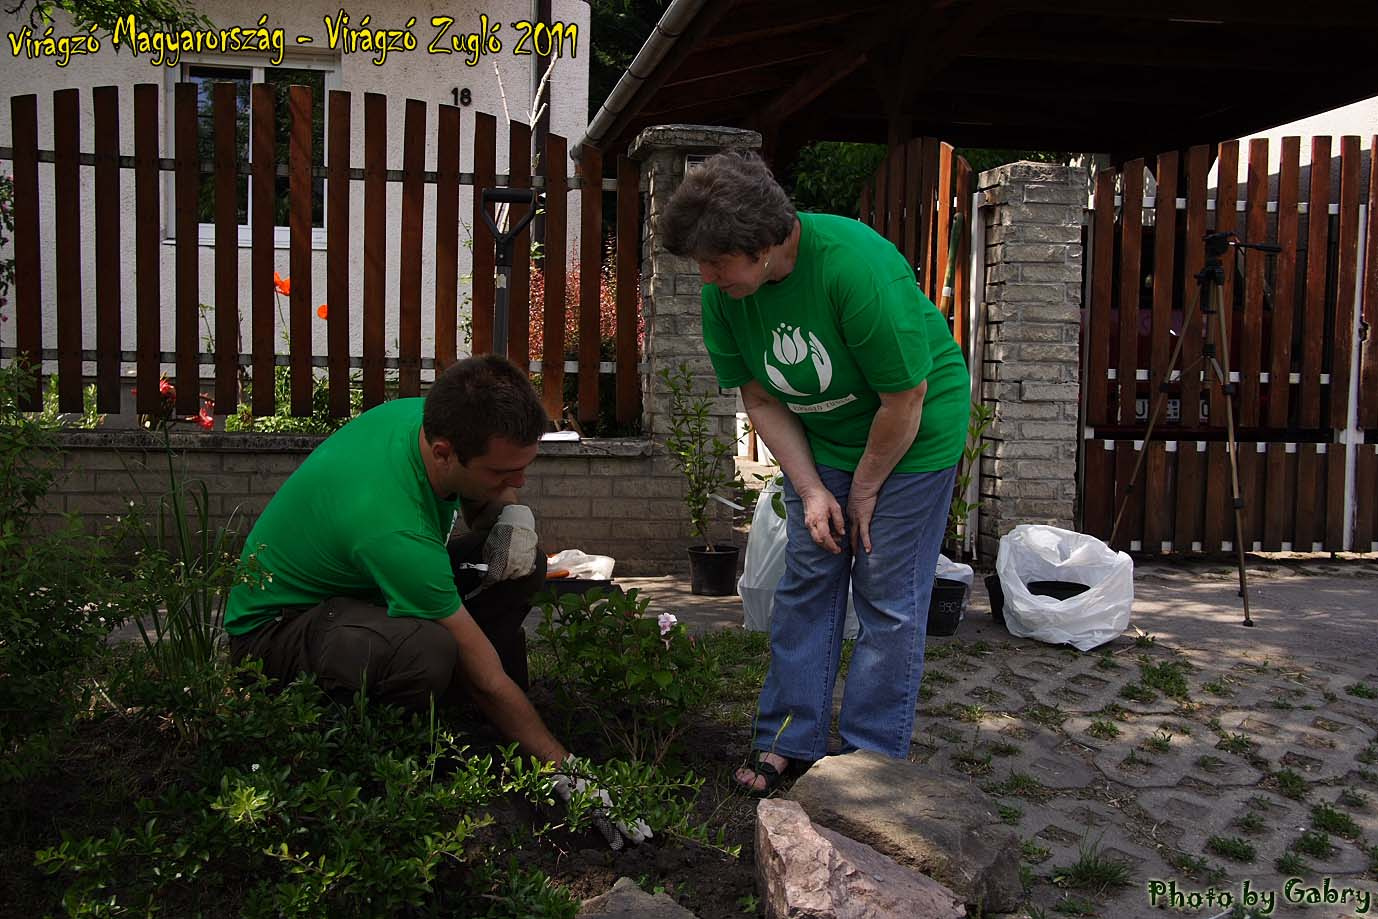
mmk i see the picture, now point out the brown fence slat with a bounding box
[327,90,351,416]
[433,103,460,372]
[953,158,973,353]
[92,86,121,413]
[1181,145,1209,429]
[1293,442,1322,550]
[1331,136,1362,424]
[1081,440,1114,538]
[902,138,922,270]
[1087,169,1115,427]
[134,85,160,415]
[1143,440,1171,549]
[508,120,533,371]
[578,145,603,424]
[213,82,239,415]
[1149,151,1178,404]
[288,84,312,416]
[859,183,872,231]
[1239,442,1263,550]
[1202,441,1229,552]
[1325,443,1346,550]
[398,98,425,396]
[1362,136,1378,431]
[615,154,640,425]
[935,143,954,307]
[542,132,568,422]
[1300,137,1331,429]
[53,88,83,413]
[250,84,275,417]
[174,82,199,416]
[471,112,497,356]
[885,142,904,246]
[1112,440,1143,550]
[1240,138,1268,427]
[1118,160,1144,427]
[919,138,940,298]
[10,95,41,408]
[1356,445,1378,551]
[1173,440,1205,550]
[1262,443,1289,550]
[362,92,387,408]
[872,153,888,235]
[1269,137,1300,429]
[1210,141,1238,430]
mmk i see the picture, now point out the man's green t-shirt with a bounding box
[224,398,461,637]
[701,212,970,473]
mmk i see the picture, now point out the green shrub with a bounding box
[535,587,719,765]
[0,362,123,779]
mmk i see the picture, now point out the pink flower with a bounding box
[657,612,678,636]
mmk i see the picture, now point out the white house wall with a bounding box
[0,0,590,386]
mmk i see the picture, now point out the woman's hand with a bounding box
[799,485,846,554]
[847,487,879,554]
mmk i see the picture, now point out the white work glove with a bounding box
[480,504,539,587]
[551,758,652,852]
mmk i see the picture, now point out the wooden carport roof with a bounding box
[579,0,1378,163]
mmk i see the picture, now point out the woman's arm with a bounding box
[741,379,847,553]
[848,381,927,553]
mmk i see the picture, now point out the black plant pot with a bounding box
[927,578,968,636]
[986,574,1089,628]
[687,545,740,596]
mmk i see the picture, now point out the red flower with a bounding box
[158,377,174,398]
[317,303,328,320]
[274,272,291,297]
[196,399,214,430]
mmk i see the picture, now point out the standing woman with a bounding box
[659,152,970,792]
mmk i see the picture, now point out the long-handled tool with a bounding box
[1109,231,1279,627]
[479,187,538,358]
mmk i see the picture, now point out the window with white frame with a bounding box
[174,55,339,244]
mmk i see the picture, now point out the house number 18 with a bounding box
[451,87,473,107]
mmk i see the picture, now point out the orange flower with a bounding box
[273,271,291,297]
[317,303,328,320]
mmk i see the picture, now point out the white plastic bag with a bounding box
[995,525,1133,651]
[546,549,615,581]
[738,478,858,638]
[936,554,974,588]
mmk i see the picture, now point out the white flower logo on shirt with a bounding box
[765,323,833,397]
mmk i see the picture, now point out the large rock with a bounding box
[787,751,1022,912]
[578,876,699,918]
[756,799,965,919]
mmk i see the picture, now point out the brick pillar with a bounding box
[976,162,1085,561]
[628,125,761,440]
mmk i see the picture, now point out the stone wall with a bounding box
[974,162,1084,561]
[42,432,690,576]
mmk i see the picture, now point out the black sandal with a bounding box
[735,752,793,797]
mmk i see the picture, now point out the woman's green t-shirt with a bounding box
[701,212,970,473]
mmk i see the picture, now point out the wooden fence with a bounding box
[1082,138,1378,554]
[858,138,975,353]
[3,84,643,427]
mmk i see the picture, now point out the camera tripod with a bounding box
[1108,231,1280,628]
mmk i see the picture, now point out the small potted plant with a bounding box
[929,401,994,635]
[658,363,740,595]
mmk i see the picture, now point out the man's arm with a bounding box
[438,605,569,764]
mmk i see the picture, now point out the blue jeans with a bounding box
[753,463,956,761]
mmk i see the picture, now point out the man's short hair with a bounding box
[658,151,796,260]
[423,355,548,462]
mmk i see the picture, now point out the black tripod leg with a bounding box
[1209,284,1254,626]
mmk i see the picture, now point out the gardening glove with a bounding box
[551,758,652,852]
[480,504,539,588]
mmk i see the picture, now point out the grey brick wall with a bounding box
[976,162,1084,561]
[41,433,694,577]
